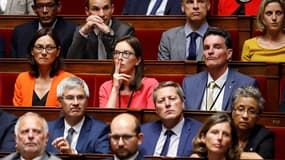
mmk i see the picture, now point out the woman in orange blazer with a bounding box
[13,28,73,107]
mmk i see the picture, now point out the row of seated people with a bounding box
[1,0,284,62]
[0,0,262,16]
[1,28,285,112]
[0,28,282,112]
[0,78,282,159]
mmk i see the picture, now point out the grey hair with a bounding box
[57,77,90,98]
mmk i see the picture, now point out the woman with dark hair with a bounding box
[99,35,158,109]
[13,28,73,106]
[191,113,241,160]
[241,0,285,62]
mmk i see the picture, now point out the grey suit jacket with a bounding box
[0,151,62,160]
[1,0,34,15]
[158,26,205,61]
[67,17,134,59]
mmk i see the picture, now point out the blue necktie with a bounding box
[160,130,173,156]
[187,32,199,60]
[150,0,163,15]
[66,128,75,145]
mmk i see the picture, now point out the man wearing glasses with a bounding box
[66,0,134,59]
[231,86,274,159]
[10,0,76,58]
[46,77,110,154]
[109,113,145,160]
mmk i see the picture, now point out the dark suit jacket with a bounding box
[0,36,5,58]
[66,17,134,59]
[0,109,17,152]
[10,17,76,58]
[244,125,274,159]
[46,115,110,154]
[182,69,258,111]
[1,151,61,160]
[139,118,201,157]
[122,0,183,15]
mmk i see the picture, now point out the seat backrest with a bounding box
[76,74,96,107]
[267,127,285,160]
[93,75,111,107]
[135,29,164,60]
[0,29,13,57]
[0,73,18,105]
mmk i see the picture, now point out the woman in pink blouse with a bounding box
[99,35,158,109]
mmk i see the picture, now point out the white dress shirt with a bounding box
[64,116,85,150]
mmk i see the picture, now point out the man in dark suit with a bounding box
[0,109,17,152]
[108,113,145,160]
[10,0,76,58]
[140,81,201,157]
[66,0,134,59]
[46,77,110,154]
[158,0,211,60]
[122,0,183,15]
[1,112,61,160]
[183,27,258,111]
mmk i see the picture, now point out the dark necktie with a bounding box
[187,32,199,60]
[160,130,173,156]
[150,0,163,15]
[66,128,75,145]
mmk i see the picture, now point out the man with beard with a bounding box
[10,0,76,58]
[1,112,61,160]
[109,113,145,160]
[140,81,201,157]
[46,77,110,154]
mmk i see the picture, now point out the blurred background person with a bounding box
[10,0,76,58]
[0,109,17,152]
[122,0,183,15]
[1,112,61,160]
[47,77,110,154]
[99,35,158,109]
[0,0,34,15]
[241,0,285,62]
[191,113,241,160]
[218,0,261,16]
[231,86,274,159]
[109,113,145,160]
[13,28,74,106]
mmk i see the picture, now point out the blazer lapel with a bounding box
[149,121,162,155]
[76,116,90,152]
[176,28,187,60]
[177,120,190,155]
[223,69,235,111]
[193,72,208,110]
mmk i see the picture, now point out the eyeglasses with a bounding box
[110,134,137,142]
[34,3,57,10]
[233,107,258,117]
[33,45,57,53]
[113,50,135,59]
[62,95,87,102]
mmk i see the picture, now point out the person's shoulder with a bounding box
[14,21,36,30]
[112,17,133,27]
[48,117,64,127]
[142,77,158,85]
[185,117,202,127]
[142,120,160,129]
[183,71,207,81]
[46,152,62,160]
[244,37,257,44]
[16,71,33,80]
[85,114,108,127]
[163,26,184,34]
[229,69,255,80]
[0,109,17,122]
[57,16,76,26]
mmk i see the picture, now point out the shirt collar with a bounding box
[161,117,185,136]
[64,116,85,134]
[114,151,139,160]
[184,22,209,38]
[207,68,229,88]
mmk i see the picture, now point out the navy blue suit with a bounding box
[182,69,258,111]
[122,0,183,15]
[10,17,76,58]
[47,115,110,154]
[140,118,201,157]
[0,36,5,58]
[0,109,17,152]
[105,152,145,160]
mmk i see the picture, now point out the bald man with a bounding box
[109,113,145,160]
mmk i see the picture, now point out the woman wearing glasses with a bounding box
[13,28,73,106]
[231,86,274,159]
[99,35,158,109]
